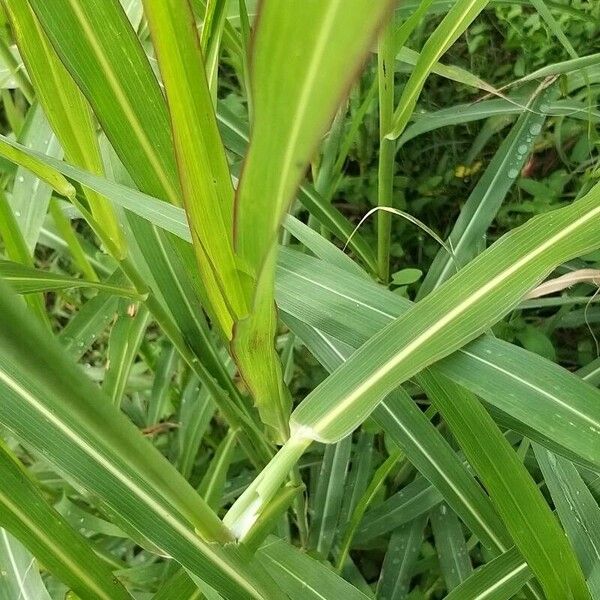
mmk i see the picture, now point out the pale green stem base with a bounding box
[224,435,312,541]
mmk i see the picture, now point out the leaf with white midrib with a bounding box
[274,248,600,466]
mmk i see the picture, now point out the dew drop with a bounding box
[517,144,528,154]
[508,168,519,179]
[529,123,542,136]
[17,176,24,183]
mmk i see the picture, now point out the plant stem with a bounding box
[377,22,396,283]
[224,434,311,540]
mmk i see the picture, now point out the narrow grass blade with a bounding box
[142,0,246,335]
[147,341,178,426]
[534,445,600,595]
[430,503,473,591]
[103,306,149,407]
[0,259,141,298]
[376,515,427,600]
[420,372,589,600]
[8,104,61,253]
[530,0,578,59]
[0,33,32,102]
[357,475,441,542]
[376,18,396,283]
[0,134,74,198]
[308,435,352,558]
[177,377,216,480]
[395,46,496,92]
[234,0,394,283]
[198,429,238,511]
[396,97,526,147]
[28,0,180,204]
[283,215,366,278]
[199,0,228,95]
[444,546,532,600]
[0,442,133,599]
[49,200,99,282]
[337,432,375,534]
[419,86,553,296]
[258,537,371,600]
[58,274,122,360]
[0,188,49,328]
[387,0,492,139]
[336,447,401,571]
[518,52,600,84]
[231,0,396,438]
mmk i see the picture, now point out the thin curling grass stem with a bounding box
[377,21,396,283]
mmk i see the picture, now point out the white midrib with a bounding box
[65,0,180,205]
[0,503,105,600]
[0,370,264,600]
[475,561,528,600]
[308,201,600,435]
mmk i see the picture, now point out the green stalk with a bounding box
[377,22,395,283]
[224,435,311,540]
